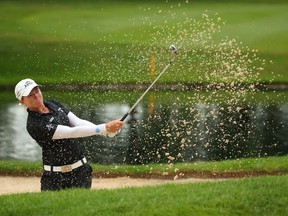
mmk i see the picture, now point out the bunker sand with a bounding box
[0,176,220,195]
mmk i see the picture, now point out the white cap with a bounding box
[14,78,40,100]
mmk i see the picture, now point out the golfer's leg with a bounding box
[71,164,92,189]
[41,172,62,191]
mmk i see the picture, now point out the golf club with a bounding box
[121,45,177,121]
[107,45,177,137]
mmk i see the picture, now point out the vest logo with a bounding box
[46,124,54,131]
[58,108,64,113]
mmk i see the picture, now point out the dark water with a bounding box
[0,90,287,164]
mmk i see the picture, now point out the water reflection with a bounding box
[0,92,287,164]
[0,104,41,161]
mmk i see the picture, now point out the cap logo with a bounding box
[24,80,33,88]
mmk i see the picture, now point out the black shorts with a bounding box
[41,164,92,191]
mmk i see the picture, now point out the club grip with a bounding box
[120,113,129,121]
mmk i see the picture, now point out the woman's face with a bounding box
[20,87,44,109]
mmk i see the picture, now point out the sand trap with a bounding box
[0,176,219,195]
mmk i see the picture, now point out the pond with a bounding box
[0,89,287,164]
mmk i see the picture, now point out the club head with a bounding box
[169,45,177,55]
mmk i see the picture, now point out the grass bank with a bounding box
[0,0,287,87]
[1,156,287,178]
[0,175,287,215]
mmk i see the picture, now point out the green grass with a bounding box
[1,155,287,176]
[93,156,288,176]
[0,175,287,215]
[0,0,287,87]
[1,156,287,215]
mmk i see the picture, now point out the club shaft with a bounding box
[120,55,177,121]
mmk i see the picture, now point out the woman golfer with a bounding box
[15,78,124,191]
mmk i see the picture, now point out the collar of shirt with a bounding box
[27,100,56,117]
